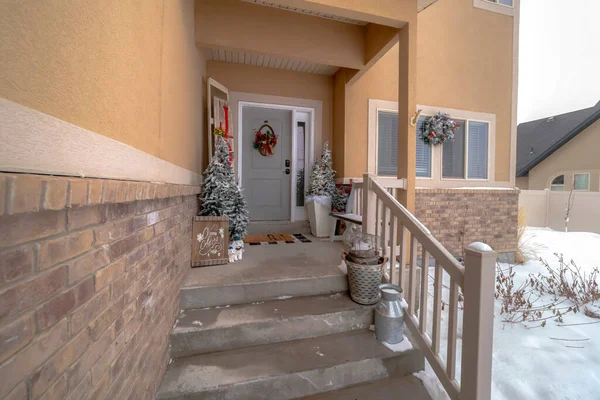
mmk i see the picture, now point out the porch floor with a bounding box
[182,227,344,290]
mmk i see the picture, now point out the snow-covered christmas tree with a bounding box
[229,184,250,239]
[307,141,336,197]
[199,136,249,240]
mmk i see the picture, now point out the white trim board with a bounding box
[0,98,201,185]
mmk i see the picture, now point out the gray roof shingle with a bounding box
[516,101,600,176]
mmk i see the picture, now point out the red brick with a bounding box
[0,265,67,323]
[0,247,34,285]
[87,369,110,400]
[0,175,5,216]
[101,181,117,204]
[6,174,43,214]
[88,180,103,205]
[126,183,138,202]
[42,178,68,211]
[91,331,125,384]
[95,258,126,291]
[0,318,68,398]
[67,205,105,230]
[88,296,124,340]
[29,328,91,399]
[0,313,34,363]
[114,182,128,203]
[94,219,132,245]
[4,381,27,400]
[126,245,147,268]
[67,179,88,207]
[105,202,137,221]
[37,277,95,330]
[68,317,117,386]
[109,234,139,260]
[38,374,67,400]
[0,210,66,249]
[38,230,94,269]
[69,247,110,283]
[66,372,91,400]
[69,288,110,334]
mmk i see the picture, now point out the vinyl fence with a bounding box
[519,190,600,234]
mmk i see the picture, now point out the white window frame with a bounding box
[550,174,565,191]
[367,101,497,188]
[573,172,590,192]
[440,117,492,182]
[473,0,516,17]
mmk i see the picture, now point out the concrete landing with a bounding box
[302,376,431,400]
[156,329,424,400]
[180,236,346,309]
[171,293,373,357]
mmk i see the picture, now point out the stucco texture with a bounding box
[0,0,206,173]
[206,60,334,145]
[527,118,600,191]
[338,0,514,181]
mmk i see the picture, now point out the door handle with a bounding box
[285,169,290,175]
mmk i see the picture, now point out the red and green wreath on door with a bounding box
[253,124,278,156]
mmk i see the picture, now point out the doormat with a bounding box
[244,233,312,246]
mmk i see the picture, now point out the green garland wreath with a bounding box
[421,112,460,145]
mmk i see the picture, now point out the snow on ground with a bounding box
[416,227,600,400]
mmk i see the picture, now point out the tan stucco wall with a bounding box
[516,176,529,190]
[527,118,600,191]
[206,60,333,145]
[0,0,206,173]
[339,0,514,181]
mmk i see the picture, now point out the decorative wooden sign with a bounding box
[191,216,229,267]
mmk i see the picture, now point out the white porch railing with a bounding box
[357,174,496,400]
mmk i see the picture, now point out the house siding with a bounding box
[527,118,600,191]
[0,173,199,400]
[415,188,519,258]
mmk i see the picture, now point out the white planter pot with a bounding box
[306,195,331,238]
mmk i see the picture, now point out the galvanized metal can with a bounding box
[375,283,405,344]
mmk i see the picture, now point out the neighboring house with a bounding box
[516,101,600,191]
[0,1,517,399]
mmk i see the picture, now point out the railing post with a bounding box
[362,173,377,234]
[461,242,496,400]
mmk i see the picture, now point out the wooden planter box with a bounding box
[191,216,229,267]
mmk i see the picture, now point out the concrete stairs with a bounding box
[156,239,429,399]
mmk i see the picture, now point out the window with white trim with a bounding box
[550,175,564,191]
[574,173,590,191]
[484,0,513,7]
[376,112,432,177]
[442,119,490,180]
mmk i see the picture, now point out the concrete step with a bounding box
[171,293,373,357]
[301,376,431,400]
[180,238,347,309]
[156,330,424,400]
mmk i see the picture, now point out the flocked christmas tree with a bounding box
[230,184,250,239]
[199,136,249,239]
[306,141,336,197]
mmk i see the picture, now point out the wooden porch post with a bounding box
[397,22,417,213]
[461,243,496,400]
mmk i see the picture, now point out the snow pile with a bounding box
[413,370,450,400]
[425,227,600,400]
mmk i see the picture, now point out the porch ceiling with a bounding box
[205,48,339,76]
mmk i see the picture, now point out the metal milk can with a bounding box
[375,283,405,344]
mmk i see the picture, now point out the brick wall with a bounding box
[0,173,200,400]
[415,189,518,258]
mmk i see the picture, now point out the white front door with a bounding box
[242,107,292,221]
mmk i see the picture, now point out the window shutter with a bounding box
[377,111,398,176]
[467,121,489,179]
[415,116,431,177]
[442,120,466,178]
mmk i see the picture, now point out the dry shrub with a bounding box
[530,254,600,306]
[496,254,600,327]
[515,208,539,263]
